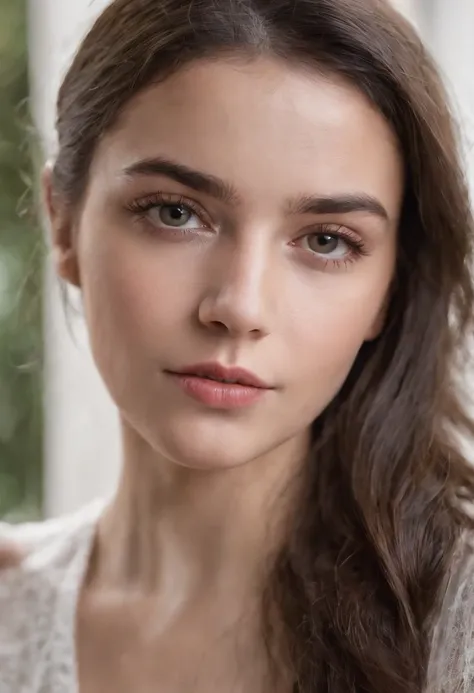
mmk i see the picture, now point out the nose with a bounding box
[198,239,272,339]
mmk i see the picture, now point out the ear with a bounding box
[42,162,81,288]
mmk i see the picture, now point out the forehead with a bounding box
[91,56,403,215]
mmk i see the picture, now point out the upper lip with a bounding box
[169,362,271,389]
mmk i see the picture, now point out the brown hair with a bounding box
[52,1,474,691]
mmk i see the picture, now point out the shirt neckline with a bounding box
[49,499,106,693]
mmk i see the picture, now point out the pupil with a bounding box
[160,204,190,226]
[311,234,338,254]
[169,206,184,219]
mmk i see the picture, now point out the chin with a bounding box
[121,397,308,473]
[153,427,260,471]
[133,410,274,471]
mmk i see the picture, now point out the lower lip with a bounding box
[167,374,268,409]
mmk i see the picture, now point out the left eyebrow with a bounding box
[288,193,389,222]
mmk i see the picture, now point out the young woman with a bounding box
[1,0,474,691]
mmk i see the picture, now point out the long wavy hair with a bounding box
[51,1,474,690]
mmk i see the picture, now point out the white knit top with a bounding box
[0,501,473,693]
[0,501,104,693]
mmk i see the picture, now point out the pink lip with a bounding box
[165,362,272,409]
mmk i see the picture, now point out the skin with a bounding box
[42,56,403,692]
[0,543,23,570]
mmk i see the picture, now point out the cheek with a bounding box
[79,233,194,357]
[284,270,392,402]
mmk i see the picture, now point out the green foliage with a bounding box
[0,0,43,520]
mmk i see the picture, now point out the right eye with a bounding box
[146,202,204,230]
[126,193,211,233]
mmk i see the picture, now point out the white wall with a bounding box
[393,0,420,26]
[394,2,474,195]
[29,0,473,517]
[424,0,474,197]
[29,0,120,517]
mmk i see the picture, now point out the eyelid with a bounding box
[126,191,213,227]
[292,222,370,267]
[313,223,368,249]
[300,222,361,243]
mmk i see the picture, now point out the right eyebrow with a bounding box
[122,156,240,206]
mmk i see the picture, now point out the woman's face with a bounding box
[50,57,403,470]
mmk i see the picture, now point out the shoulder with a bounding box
[0,500,105,688]
[0,498,104,573]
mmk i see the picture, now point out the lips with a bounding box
[170,362,270,389]
[165,362,272,409]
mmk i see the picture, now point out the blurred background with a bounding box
[0,0,473,522]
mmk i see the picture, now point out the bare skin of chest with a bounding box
[76,591,288,693]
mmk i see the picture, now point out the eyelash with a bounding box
[296,226,369,269]
[125,193,369,267]
[126,192,209,228]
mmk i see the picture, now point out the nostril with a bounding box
[209,319,228,331]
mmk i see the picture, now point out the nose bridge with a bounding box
[200,231,272,335]
[225,233,268,303]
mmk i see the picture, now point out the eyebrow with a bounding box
[123,157,240,205]
[123,156,389,222]
[288,194,389,221]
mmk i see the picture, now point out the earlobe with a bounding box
[42,162,81,288]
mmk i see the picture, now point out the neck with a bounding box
[89,421,308,613]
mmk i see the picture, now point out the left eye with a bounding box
[301,233,349,259]
[148,203,202,229]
